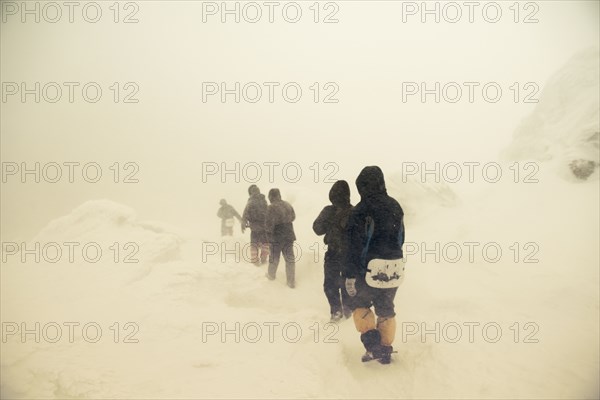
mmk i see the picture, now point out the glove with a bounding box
[345,278,357,297]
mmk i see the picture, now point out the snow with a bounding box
[2,41,599,400]
[1,165,598,399]
[502,47,600,180]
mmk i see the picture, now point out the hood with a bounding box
[329,180,351,207]
[248,185,260,196]
[356,166,387,198]
[268,188,282,203]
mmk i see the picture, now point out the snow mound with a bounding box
[502,47,600,180]
[33,199,183,264]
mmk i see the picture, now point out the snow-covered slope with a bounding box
[1,169,598,398]
[502,47,600,180]
[2,47,599,400]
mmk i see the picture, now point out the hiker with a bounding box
[242,185,270,265]
[265,188,297,288]
[344,166,406,364]
[313,180,354,321]
[217,199,242,236]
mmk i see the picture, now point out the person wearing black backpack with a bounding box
[313,180,354,322]
[344,166,406,364]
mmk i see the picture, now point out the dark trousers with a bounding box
[268,241,296,284]
[324,251,351,316]
[349,275,398,318]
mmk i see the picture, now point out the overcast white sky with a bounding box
[1,1,599,239]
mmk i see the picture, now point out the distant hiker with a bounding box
[344,166,406,364]
[242,185,270,266]
[265,188,297,288]
[313,180,354,322]
[217,199,242,236]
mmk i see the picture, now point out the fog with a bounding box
[1,3,600,398]
[2,1,598,240]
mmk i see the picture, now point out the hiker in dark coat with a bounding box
[242,185,270,265]
[344,166,405,364]
[217,199,242,236]
[313,180,354,321]
[265,188,297,288]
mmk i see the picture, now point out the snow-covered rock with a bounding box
[502,47,600,180]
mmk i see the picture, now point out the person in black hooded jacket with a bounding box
[242,185,270,266]
[265,188,297,288]
[344,166,405,364]
[313,180,354,321]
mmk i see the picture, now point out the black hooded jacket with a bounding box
[266,189,296,243]
[344,166,405,279]
[313,180,353,255]
[243,186,268,233]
